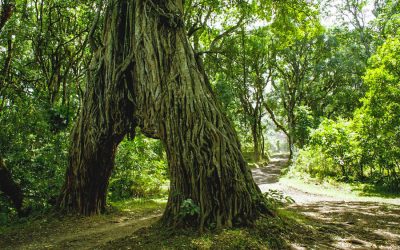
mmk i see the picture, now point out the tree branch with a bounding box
[263,102,289,137]
[209,16,244,51]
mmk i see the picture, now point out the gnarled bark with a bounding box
[59,0,270,228]
[57,1,137,213]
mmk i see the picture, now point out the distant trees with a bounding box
[293,1,400,191]
[211,27,272,162]
[193,0,379,162]
[207,1,350,160]
[265,1,326,158]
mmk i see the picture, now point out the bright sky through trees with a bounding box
[319,0,375,27]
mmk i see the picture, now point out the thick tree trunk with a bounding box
[57,3,137,214]
[0,157,23,214]
[59,0,269,228]
[134,1,268,229]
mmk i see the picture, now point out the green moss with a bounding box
[99,207,329,249]
[108,198,167,214]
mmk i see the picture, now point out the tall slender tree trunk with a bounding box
[287,134,294,161]
[59,0,269,229]
[258,116,266,160]
[287,108,296,161]
[251,120,261,162]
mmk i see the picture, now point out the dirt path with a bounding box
[0,201,164,250]
[22,215,159,250]
[2,157,399,249]
[252,153,400,249]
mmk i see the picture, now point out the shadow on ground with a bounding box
[2,153,399,249]
[0,200,164,250]
[286,201,400,249]
[251,153,400,249]
[96,201,400,249]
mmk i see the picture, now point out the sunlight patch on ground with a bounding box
[333,236,376,249]
[289,243,307,250]
[0,199,165,250]
[279,176,400,205]
[374,229,400,240]
[288,201,400,249]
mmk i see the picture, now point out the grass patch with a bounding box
[108,197,167,214]
[0,198,167,232]
[281,174,400,202]
[3,196,398,249]
[242,151,270,169]
[0,198,166,249]
[100,208,333,249]
[349,182,400,198]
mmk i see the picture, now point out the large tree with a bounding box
[58,0,269,230]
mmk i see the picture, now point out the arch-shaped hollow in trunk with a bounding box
[58,0,270,230]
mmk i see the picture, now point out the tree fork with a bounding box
[133,0,272,229]
[59,0,271,228]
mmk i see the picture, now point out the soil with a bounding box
[252,153,400,249]
[253,154,400,205]
[0,203,163,250]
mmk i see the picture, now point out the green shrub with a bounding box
[263,190,294,210]
[109,133,168,200]
[0,99,70,213]
[292,37,400,192]
[292,118,361,181]
[179,198,200,219]
[354,37,400,190]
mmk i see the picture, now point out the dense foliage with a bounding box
[110,134,168,201]
[1,0,399,223]
[293,35,400,191]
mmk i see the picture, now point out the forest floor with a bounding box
[253,153,400,249]
[1,154,400,249]
[0,200,165,249]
